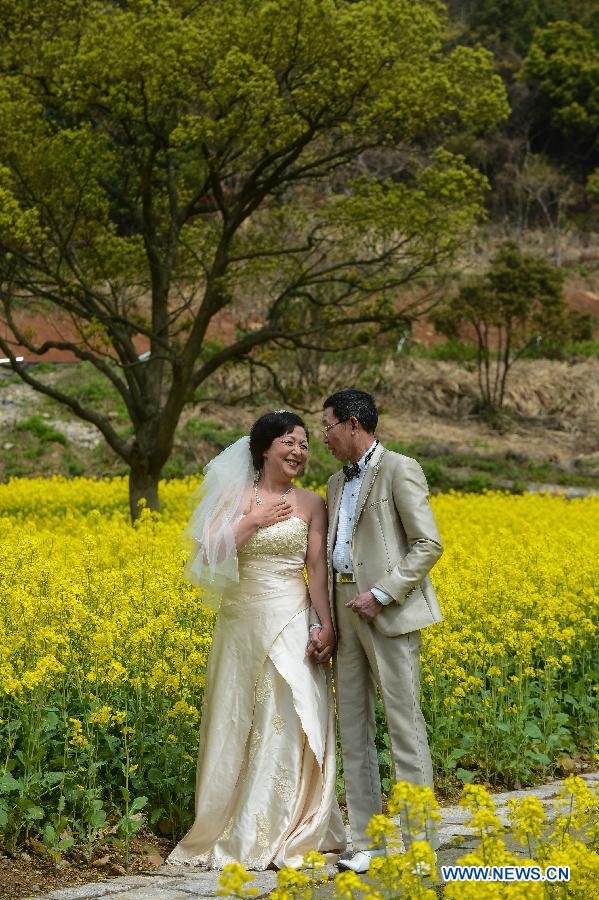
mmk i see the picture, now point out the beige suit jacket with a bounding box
[326,444,443,637]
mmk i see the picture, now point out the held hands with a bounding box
[306,624,336,664]
[346,590,382,622]
[249,497,293,529]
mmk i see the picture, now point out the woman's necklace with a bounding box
[253,480,294,506]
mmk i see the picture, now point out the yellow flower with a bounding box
[2,478,597,863]
[369,853,405,892]
[402,840,438,891]
[334,870,369,898]
[216,862,258,897]
[168,699,200,721]
[387,782,441,842]
[507,795,547,845]
[365,814,401,850]
[89,705,113,727]
[459,783,496,812]
[271,867,311,899]
[300,850,329,884]
[302,850,326,870]
[67,717,89,751]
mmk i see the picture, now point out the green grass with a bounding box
[44,362,130,423]
[17,416,68,445]
[181,418,245,449]
[382,441,598,493]
[401,338,599,363]
[403,339,480,364]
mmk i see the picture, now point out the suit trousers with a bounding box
[333,583,439,851]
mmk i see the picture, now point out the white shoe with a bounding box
[337,849,386,874]
[411,850,437,876]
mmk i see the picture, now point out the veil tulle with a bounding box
[183,436,254,608]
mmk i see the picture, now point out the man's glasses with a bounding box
[321,420,347,437]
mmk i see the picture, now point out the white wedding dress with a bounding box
[167,515,346,869]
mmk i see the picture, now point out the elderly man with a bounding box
[310,388,443,874]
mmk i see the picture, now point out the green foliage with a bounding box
[564,340,599,358]
[181,419,245,451]
[0,0,508,512]
[466,0,554,54]
[447,3,599,219]
[17,415,67,445]
[586,166,599,203]
[522,21,599,168]
[434,243,569,413]
[451,0,599,53]
[405,339,480,363]
[50,363,130,423]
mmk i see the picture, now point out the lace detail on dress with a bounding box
[272,714,285,735]
[255,670,273,703]
[248,727,261,766]
[221,816,234,842]
[272,766,295,803]
[246,812,271,868]
[242,516,308,558]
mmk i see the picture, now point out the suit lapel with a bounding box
[352,443,386,536]
[327,471,345,564]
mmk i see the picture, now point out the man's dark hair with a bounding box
[323,389,378,434]
[249,411,309,471]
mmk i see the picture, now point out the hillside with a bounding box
[2,355,597,494]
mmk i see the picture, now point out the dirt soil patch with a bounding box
[0,831,175,899]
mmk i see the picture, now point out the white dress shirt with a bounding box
[332,441,393,606]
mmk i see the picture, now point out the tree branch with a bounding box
[0,338,131,461]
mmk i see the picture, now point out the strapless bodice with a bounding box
[221,516,309,608]
[240,515,309,561]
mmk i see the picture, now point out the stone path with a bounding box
[32,772,597,899]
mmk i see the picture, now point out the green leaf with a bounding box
[43,824,57,847]
[25,805,45,821]
[524,722,544,740]
[147,768,163,785]
[456,768,476,783]
[58,836,75,851]
[42,772,65,786]
[130,795,148,814]
[89,809,107,829]
[0,773,21,793]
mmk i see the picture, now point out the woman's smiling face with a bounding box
[262,425,309,480]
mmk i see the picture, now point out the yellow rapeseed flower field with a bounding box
[0,477,596,853]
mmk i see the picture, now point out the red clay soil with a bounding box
[2,286,597,364]
[0,309,235,364]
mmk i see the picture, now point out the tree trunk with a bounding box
[129,462,161,521]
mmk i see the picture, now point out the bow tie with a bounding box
[343,442,379,482]
[343,462,361,482]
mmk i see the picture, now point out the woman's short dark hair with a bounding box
[249,411,309,471]
[323,389,378,434]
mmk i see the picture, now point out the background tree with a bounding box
[521,21,599,176]
[433,243,568,415]
[0,0,508,517]
[445,4,599,239]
